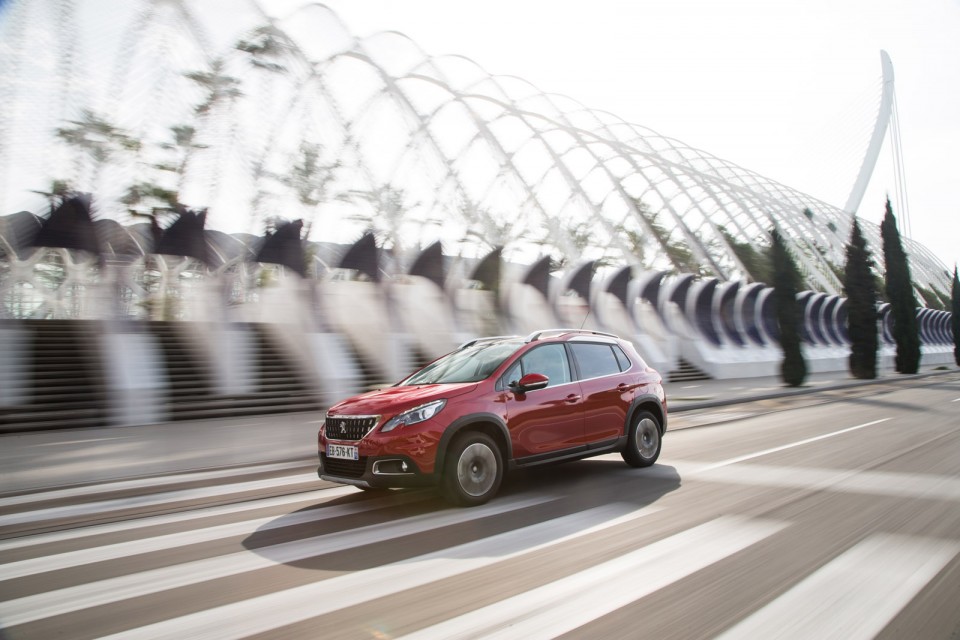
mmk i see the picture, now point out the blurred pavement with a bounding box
[665,363,957,410]
[1,364,956,494]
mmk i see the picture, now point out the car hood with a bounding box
[327,382,478,417]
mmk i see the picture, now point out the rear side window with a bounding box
[570,343,622,379]
[612,345,633,371]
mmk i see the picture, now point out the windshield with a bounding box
[402,341,523,385]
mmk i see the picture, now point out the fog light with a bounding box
[373,459,414,475]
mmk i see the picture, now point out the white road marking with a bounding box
[399,516,787,640]
[0,494,554,627]
[0,460,311,508]
[716,533,960,639]
[0,486,362,553]
[98,503,661,640]
[699,418,891,471]
[671,462,960,501]
[0,488,429,580]
[0,473,320,528]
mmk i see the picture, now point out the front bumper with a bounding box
[317,452,436,489]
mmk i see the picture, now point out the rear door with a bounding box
[501,343,585,457]
[569,340,636,443]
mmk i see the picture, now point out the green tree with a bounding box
[56,109,141,188]
[30,179,75,206]
[628,197,702,275]
[719,227,772,283]
[185,59,242,116]
[952,267,960,367]
[277,141,341,237]
[880,198,920,373]
[236,25,290,74]
[916,286,946,311]
[843,218,878,379]
[771,229,807,386]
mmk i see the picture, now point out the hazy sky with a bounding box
[308,0,960,274]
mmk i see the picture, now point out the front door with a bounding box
[502,343,585,457]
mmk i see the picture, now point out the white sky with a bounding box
[309,0,960,276]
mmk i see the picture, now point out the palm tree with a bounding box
[157,125,207,191]
[55,109,141,190]
[185,58,242,116]
[278,141,341,237]
[346,184,424,269]
[236,25,290,74]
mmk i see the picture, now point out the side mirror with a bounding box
[511,372,549,393]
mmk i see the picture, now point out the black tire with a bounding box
[440,432,503,506]
[621,410,662,468]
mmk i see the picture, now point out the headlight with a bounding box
[381,399,446,432]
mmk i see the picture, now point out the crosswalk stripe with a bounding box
[0,486,360,553]
[398,516,788,640]
[0,461,311,508]
[715,533,960,639]
[98,503,661,640]
[667,461,960,501]
[0,473,319,528]
[0,487,430,580]
[0,494,554,627]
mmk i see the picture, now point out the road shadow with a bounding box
[836,395,934,413]
[242,460,681,571]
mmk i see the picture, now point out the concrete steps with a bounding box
[668,358,712,382]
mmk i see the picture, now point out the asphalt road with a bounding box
[2,372,959,638]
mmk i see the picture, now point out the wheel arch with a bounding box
[436,413,512,472]
[626,395,667,436]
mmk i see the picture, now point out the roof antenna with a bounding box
[579,306,590,330]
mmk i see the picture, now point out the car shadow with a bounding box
[241,460,681,571]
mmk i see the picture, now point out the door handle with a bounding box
[565,394,581,403]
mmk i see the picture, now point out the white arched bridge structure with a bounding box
[0,0,955,431]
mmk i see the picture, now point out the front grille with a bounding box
[325,415,379,441]
[321,455,368,478]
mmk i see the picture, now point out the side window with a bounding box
[519,344,571,387]
[499,361,522,390]
[612,345,633,371]
[570,343,622,379]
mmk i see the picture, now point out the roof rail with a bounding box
[457,335,521,349]
[524,328,619,342]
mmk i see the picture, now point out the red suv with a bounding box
[317,329,667,505]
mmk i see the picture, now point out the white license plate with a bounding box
[327,443,359,460]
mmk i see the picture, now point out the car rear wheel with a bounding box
[622,411,662,467]
[441,432,503,506]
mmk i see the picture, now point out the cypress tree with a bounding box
[952,266,960,367]
[771,229,807,386]
[880,198,921,373]
[843,218,878,378]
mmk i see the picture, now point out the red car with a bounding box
[318,329,667,505]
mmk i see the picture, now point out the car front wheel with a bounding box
[441,432,503,506]
[622,410,662,467]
